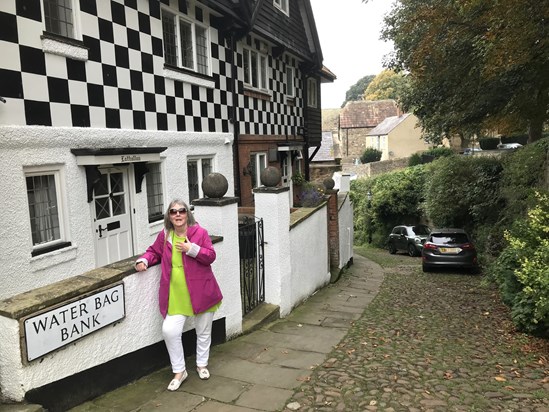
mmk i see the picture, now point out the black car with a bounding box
[388,225,431,257]
[422,228,479,273]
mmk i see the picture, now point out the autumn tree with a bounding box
[381,0,549,144]
[363,69,409,101]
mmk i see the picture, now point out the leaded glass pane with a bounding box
[196,25,208,74]
[188,161,199,201]
[26,174,61,245]
[179,19,194,69]
[161,10,177,66]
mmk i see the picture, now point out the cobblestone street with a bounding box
[282,249,549,412]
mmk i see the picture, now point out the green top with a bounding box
[167,232,221,316]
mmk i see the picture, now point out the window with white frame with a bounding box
[307,77,318,108]
[243,47,268,90]
[286,66,295,98]
[187,157,213,202]
[161,7,210,75]
[43,0,77,38]
[25,167,70,256]
[273,0,289,15]
[146,163,164,223]
[250,152,267,189]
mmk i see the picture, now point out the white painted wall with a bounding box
[338,194,354,269]
[289,205,330,309]
[0,266,162,401]
[254,189,292,315]
[0,125,234,300]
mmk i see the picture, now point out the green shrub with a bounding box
[423,156,503,233]
[360,147,382,164]
[498,138,549,220]
[424,146,455,158]
[409,147,455,166]
[408,152,423,167]
[479,137,500,150]
[487,192,549,336]
[351,165,427,246]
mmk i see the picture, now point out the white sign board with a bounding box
[24,284,125,361]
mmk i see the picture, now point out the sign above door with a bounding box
[71,147,167,166]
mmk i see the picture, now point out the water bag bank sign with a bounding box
[24,284,125,361]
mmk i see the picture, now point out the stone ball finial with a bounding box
[260,166,281,187]
[202,172,228,198]
[323,177,335,190]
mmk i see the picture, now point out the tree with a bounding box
[363,69,409,101]
[381,0,549,144]
[342,75,375,107]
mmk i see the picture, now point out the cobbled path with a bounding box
[281,252,549,412]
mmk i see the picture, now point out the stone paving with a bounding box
[281,250,549,412]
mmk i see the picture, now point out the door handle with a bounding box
[97,224,108,238]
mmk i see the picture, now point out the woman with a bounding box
[135,199,223,391]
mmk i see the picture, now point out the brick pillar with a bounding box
[325,189,340,272]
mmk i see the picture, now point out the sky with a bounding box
[310,0,395,109]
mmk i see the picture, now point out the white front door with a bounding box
[92,166,133,267]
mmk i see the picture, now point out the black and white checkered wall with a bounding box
[0,0,303,136]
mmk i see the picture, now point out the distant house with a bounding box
[339,100,400,163]
[308,131,341,181]
[367,114,430,160]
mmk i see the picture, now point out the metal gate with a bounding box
[238,216,265,315]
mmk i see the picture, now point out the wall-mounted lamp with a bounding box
[224,137,231,145]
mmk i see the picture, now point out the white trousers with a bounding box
[162,312,214,373]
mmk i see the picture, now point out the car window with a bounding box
[430,233,469,244]
[411,225,430,236]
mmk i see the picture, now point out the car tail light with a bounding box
[423,242,437,250]
[461,243,475,250]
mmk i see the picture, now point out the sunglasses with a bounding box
[169,207,187,216]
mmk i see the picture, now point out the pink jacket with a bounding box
[136,223,223,318]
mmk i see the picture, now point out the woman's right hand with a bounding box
[136,262,147,272]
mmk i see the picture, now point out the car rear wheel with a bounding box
[388,242,397,254]
[408,244,417,257]
[422,264,431,273]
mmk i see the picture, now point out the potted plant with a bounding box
[291,171,305,186]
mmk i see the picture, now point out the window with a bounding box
[161,8,210,75]
[307,78,318,108]
[243,47,268,90]
[250,153,267,188]
[286,66,295,97]
[43,0,76,38]
[187,157,213,202]
[146,163,164,223]
[26,168,70,255]
[274,0,289,15]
